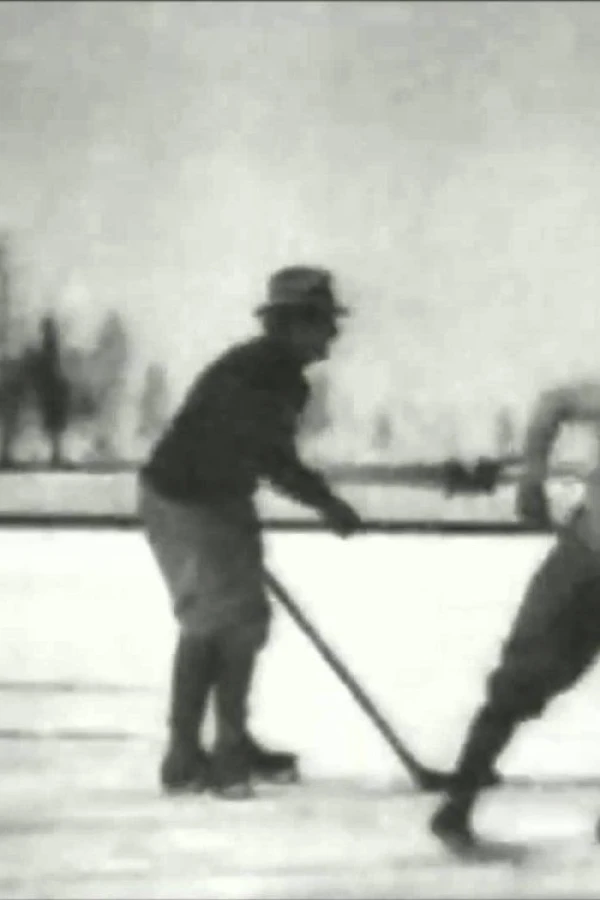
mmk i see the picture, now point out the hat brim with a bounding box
[254,303,350,318]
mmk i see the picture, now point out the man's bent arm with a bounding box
[522,381,600,480]
[217,377,339,513]
[261,440,339,513]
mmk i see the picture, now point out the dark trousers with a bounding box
[451,530,600,796]
[168,620,268,755]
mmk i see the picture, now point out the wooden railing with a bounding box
[0,455,586,533]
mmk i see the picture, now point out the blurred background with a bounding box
[0,0,599,519]
[3,12,600,892]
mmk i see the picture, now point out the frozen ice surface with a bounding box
[3,743,600,900]
[1,528,600,897]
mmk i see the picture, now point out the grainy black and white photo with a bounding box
[2,0,600,895]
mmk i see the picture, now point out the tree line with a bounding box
[0,238,170,468]
[0,234,522,470]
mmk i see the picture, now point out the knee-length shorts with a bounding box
[139,480,270,644]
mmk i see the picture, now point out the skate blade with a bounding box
[161,779,208,797]
[210,782,255,801]
[434,833,530,865]
[253,767,300,786]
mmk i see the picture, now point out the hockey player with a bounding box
[139,265,362,800]
[430,380,600,852]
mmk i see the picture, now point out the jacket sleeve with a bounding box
[260,431,338,512]
[229,378,339,513]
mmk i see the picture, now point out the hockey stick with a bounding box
[264,568,452,791]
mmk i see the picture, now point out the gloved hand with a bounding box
[516,477,551,526]
[322,496,363,537]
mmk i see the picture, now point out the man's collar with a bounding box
[260,334,306,372]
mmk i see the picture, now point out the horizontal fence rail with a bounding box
[0,680,154,694]
[0,456,584,484]
[0,458,583,533]
[0,515,559,534]
[0,728,156,742]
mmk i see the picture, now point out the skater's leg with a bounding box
[432,533,600,850]
[160,630,217,793]
[138,483,266,793]
[210,620,268,799]
[430,705,518,850]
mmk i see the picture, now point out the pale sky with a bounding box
[2,1,600,459]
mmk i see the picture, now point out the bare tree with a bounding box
[0,357,29,467]
[496,406,517,458]
[0,237,29,466]
[87,311,130,459]
[138,362,170,442]
[29,315,71,467]
[372,410,394,454]
[0,236,11,362]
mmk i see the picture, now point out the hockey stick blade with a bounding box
[264,569,453,791]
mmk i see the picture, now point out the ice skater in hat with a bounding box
[431,379,600,853]
[139,265,363,800]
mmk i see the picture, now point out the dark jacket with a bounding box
[141,335,337,512]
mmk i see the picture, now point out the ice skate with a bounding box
[160,744,211,795]
[245,734,299,784]
[210,742,255,800]
[430,800,479,856]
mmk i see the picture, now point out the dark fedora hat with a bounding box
[255,265,350,318]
